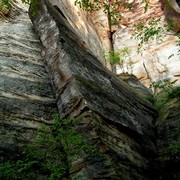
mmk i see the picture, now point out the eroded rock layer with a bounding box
[156,93,180,179]
[113,0,180,86]
[85,0,180,86]
[31,0,157,178]
[0,1,56,161]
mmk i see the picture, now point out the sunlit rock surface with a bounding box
[45,0,180,86]
[47,0,105,64]
[0,0,179,179]
[83,0,180,87]
[31,0,157,178]
[113,0,180,86]
[0,0,56,161]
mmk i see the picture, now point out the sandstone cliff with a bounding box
[84,0,180,86]
[30,0,179,178]
[0,0,179,179]
[0,0,56,162]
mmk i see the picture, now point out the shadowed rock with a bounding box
[156,93,180,178]
[164,0,180,32]
[30,0,157,179]
[0,1,56,162]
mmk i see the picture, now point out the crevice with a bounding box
[53,5,67,20]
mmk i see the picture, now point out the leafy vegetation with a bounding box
[0,114,93,179]
[1,0,9,6]
[150,78,178,95]
[0,114,65,179]
[75,0,132,22]
[75,0,133,74]
[2,0,36,5]
[150,78,180,110]
[168,86,180,98]
[108,47,133,74]
[133,17,180,53]
[133,18,167,52]
[158,123,180,179]
[150,78,180,179]
[2,0,38,16]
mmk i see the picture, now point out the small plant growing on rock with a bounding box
[168,86,180,98]
[150,78,177,95]
[159,123,180,179]
[150,78,180,110]
[133,17,180,53]
[2,0,38,16]
[132,18,166,52]
[75,0,133,74]
[0,112,105,179]
[0,114,93,179]
[0,114,68,179]
[108,47,133,74]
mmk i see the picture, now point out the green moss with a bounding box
[112,162,146,180]
[0,113,107,179]
[168,86,180,98]
[0,117,68,179]
[151,79,180,111]
[158,139,180,179]
[154,91,169,111]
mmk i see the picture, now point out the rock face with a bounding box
[30,0,157,178]
[0,0,56,162]
[155,90,180,179]
[0,0,179,179]
[113,0,180,86]
[44,0,105,64]
[164,0,180,32]
[42,0,180,87]
[82,0,180,87]
[117,73,153,101]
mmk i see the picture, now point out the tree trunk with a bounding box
[107,3,116,74]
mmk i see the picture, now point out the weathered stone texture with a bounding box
[117,73,153,100]
[45,0,105,64]
[0,1,56,162]
[156,94,180,179]
[31,0,157,178]
[164,0,180,32]
[83,0,180,87]
[113,0,180,86]
[0,0,178,179]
